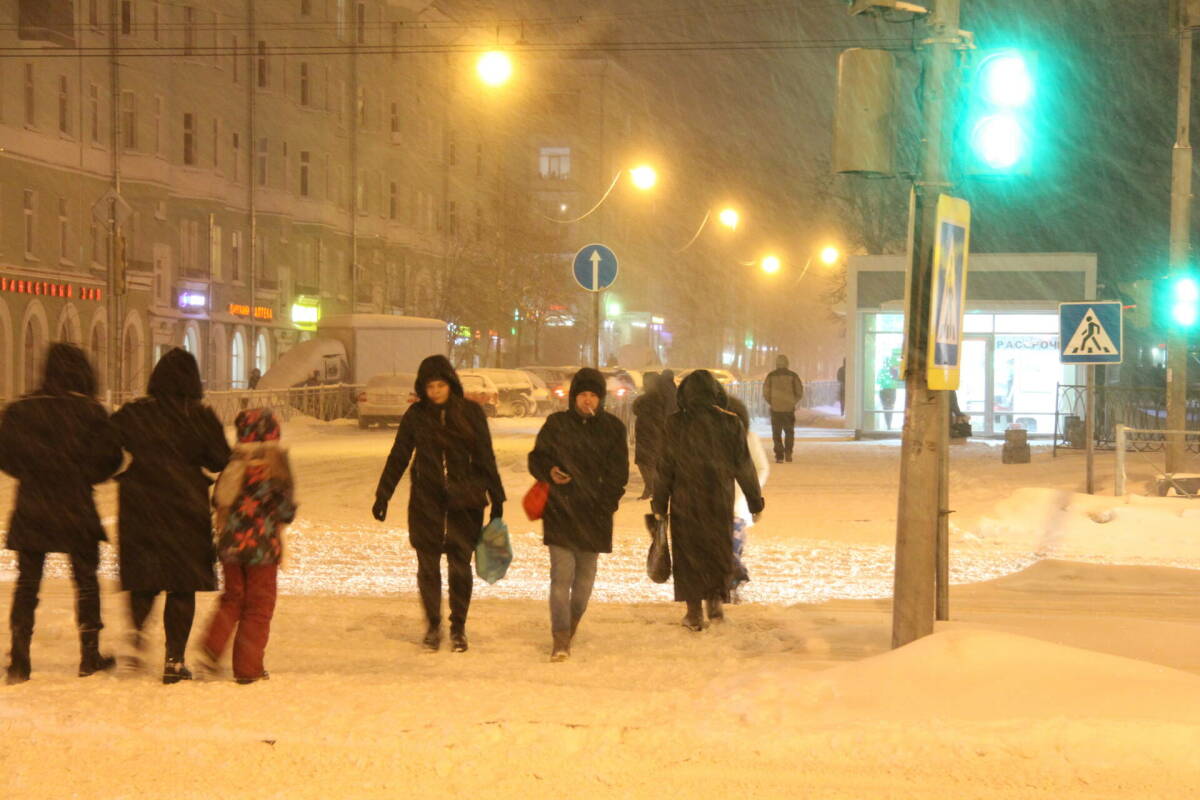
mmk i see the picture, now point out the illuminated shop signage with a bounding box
[177,290,208,310]
[1,277,103,301]
[228,303,275,321]
[291,296,320,329]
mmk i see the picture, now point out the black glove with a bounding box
[748,495,765,515]
[490,501,504,521]
[372,497,388,522]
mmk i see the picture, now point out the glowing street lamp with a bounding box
[718,207,740,230]
[820,245,841,265]
[629,164,657,191]
[761,254,782,274]
[476,51,513,87]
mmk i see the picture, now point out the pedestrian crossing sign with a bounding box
[1059,302,1122,364]
[926,195,971,390]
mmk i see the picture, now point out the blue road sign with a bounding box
[572,243,618,292]
[1059,301,1122,364]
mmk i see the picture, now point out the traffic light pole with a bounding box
[1167,22,1194,474]
[893,0,962,649]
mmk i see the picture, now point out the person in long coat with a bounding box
[652,370,764,630]
[113,347,231,683]
[373,355,505,653]
[529,367,628,661]
[631,371,663,500]
[1,343,124,684]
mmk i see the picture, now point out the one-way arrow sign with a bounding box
[572,244,618,292]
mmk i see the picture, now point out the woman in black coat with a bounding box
[652,370,763,631]
[113,347,231,683]
[631,371,663,500]
[1,343,123,684]
[373,355,505,653]
[528,368,628,660]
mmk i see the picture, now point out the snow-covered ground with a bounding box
[3,415,1200,798]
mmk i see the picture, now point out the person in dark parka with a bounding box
[652,370,764,630]
[1,343,123,684]
[528,368,628,661]
[373,355,505,653]
[112,347,231,683]
[631,371,663,500]
[659,368,678,416]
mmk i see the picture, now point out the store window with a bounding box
[861,313,904,432]
[231,330,246,388]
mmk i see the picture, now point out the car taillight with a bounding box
[616,387,627,397]
[554,387,566,398]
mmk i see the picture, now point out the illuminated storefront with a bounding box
[846,253,1097,436]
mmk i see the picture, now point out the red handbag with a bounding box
[523,481,550,521]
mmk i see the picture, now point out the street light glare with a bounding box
[820,246,840,265]
[718,207,740,230]
[629,165,657,191]
[476,51,513,86]
[761,255,781,274]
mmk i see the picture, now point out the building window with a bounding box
[121,91,137,150]
[152,2,160,41]
[390,22,399,60]
[89,84,100,144]
[121,1,133,35]
[390,102,399,134]
[475,205,483,240]
[448,200,458,237]
[300,0,312,15]
[356,2,367,44]
[336,0,347,40]
[58,75,70,135]
[447,132,457,166]
[23,190,36,258]
[210,223,222,281]
[539,146,571,179]
[256,138,268,186]
[88,0,100,29]
[58,198,69,262]
[299,62,310,106]
[257,41,269,89]
[476,143,483,177]
[255,332,270,374]
[183,6,195,55]
[282,141,290,193]
[153,96,163,155]
[389,181,397,220]
[232,132,240,181]
[300,151,310,197]
[183,112,196,165]
[232,35,240,82]
[23,64,34,126]
[212,119,220,168]
[231,331,246,388]
[230,231,242,282]
[356,86,366,126]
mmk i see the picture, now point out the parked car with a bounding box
[459,371,500,417]
[524,366,574,410]
[520,370,556,415]
[599,367,638,400]
[463,369,539,417]
[356,372,418,429]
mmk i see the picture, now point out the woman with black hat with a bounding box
[113,347,231,683]
[373,355,505,653]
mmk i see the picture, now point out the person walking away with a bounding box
[631,372,664,500]
[529,368,628,661]
[723,396,770,602]
[198,408,296,683]
[653,371,763,631]
[373,355,505,653]
[113,348,231,683]
[1,344,124,684]
[763,355,804,463]
[658,369,678,416]
[836,359,846,416]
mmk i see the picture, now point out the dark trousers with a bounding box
[130,589,196,662]
[9,547,103,671]
[416,547,473,632]
[770,411,796,459]
[203,562,278,680]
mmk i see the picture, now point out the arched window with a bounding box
[231,330,246,389]
[90,320,107,391]
[57,310,80,345]
[182,325,200,360]
[22,318,42,393]
[122,323,142,393]
[255,331,270,374]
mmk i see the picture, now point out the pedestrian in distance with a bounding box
[1,343,124,684]
[763,354,804,463]
[836,358,846,416]
[112,348,232,684]
[373,355,505,653]
[529,368,628,662]
[198,408,296,684]
[653,370,764,631]
[632,371,664,500]
[659,368,679,416]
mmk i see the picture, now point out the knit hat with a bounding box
[235,407,281,443]
[569,367,607,408]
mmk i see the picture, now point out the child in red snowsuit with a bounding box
[200,408,296,683]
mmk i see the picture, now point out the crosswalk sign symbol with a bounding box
[1059,302,1122,364]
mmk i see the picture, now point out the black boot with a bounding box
[78,630,116,677]
[449,626,468,653]
[682,600,706,631]
[422,620,442,652]
[705,595,725,624]
[6,626,32,684]
[121,630,146,673]
[162,658,193,685]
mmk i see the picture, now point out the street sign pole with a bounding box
[1167,16,1195,474]
[1086,364,1096,494]
[1059,301,1123,493]
[593,290,601,368]
[572,244,619,369]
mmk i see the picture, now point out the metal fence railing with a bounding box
[727,379,841,420]
[1054,384,1200,454]
[99,384,365,425]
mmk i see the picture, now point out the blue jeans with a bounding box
[548,545,598,634]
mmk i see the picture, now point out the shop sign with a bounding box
[228,303,275,321]
[1,277,103,301]
[291,296,320,329]
[177,290,207,311]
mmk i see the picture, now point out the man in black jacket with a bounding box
[529,368,628,662]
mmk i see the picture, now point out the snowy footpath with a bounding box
[3,417,1200,798]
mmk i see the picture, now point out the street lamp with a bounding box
[820,245,841,265]
[629,164,657,191]
[718,207,740,230]
[761,254,782,274]
[476,51,513,87]
[547,163,658,224]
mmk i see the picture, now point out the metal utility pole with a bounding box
[107,0,123,399]
[1167,14,1194,474]
[893,0,962,649]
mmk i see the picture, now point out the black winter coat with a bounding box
[632,390,665,467]
[1,393,122,554]
[652,371,763,602]
[113,349,231,592]
[376,396,505,556]
[529,408,628,553]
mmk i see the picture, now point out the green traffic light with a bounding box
[980,54,1033,107]
[971,114,1025,170]
[965,49,1036,176]
[1172,277,1199,328]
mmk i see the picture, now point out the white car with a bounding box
[463,369,537,417]
[356,372,417,429]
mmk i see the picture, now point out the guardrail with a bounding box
[727,379,841,420]
[1113,424,1200,496]
[1055,384,1200,454]
[102,384,365,425]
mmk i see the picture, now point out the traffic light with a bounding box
[964,49,1036,176]
[1152,272,1200,332]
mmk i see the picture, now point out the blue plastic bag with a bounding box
[475,518,513,585]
